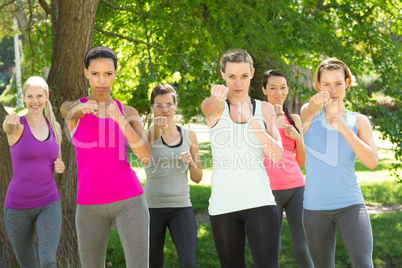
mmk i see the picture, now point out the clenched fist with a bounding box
[54,158,65,174]
[211,85,229,103]
[4,114,21,127]
[154,116,168,129]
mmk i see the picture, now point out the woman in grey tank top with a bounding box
[144,84,203,268]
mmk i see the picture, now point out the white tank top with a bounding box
[209,99,276,216]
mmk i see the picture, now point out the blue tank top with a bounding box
[303,108,364,210]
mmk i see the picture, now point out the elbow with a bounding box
[140,156,151,165]
[367,158,378,170]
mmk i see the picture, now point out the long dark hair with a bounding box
[262,70,300,134]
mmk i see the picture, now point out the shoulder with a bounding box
[122,104,139,117]
[55,121,62,131]
[357,113,371,128]
[260,100,274,110]
[260,101,275,115]
[291,113,302,124]
[186,128,199,144]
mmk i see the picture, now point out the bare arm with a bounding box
[260,102,283,163]
[116,104,151,164]
[3,114,23,145]
[185,129,203,183]
[145,117,167,146]
[289,114,305,166]
[201,85,228,127]
[329,113,378,169]
[60,100,98,131]
[301,91,330,133]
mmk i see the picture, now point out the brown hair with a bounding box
[314,58,354,92]
[220,49,253,73]
[150,84,177,105]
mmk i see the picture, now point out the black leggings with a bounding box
[210,205,280,268]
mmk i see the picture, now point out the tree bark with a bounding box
[46,0,99,266]
[0,104,17,268]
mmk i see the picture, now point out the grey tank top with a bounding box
[144,126,192,208]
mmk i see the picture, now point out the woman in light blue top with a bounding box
[301,58,378,268]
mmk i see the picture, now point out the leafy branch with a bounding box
[94,25,204,80]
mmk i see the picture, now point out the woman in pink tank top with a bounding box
[60,46,151,267]
[262,70,313,267]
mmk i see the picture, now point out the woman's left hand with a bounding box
[327,113,347,133]
[179,151,194,166]
[283,124,301,142]
[54,158,65,174]
[104,100,123,118]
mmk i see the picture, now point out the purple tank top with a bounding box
[72,97,143,205]
[4,116,60,209]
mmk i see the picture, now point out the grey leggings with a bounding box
[76,194,149,268]
[273,187,313,268]
[4,200,62,268]
[303,204,373,268]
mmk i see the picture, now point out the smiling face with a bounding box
[221,62,255,97]
[152,94,177,120]
[262,75,288,106]
[85,58,116,95]
[318,69,350,102]
[23,85,49,114]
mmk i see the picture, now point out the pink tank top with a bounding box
[72,97,143,205]
[264,115,305,190]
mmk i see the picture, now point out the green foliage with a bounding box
[360,181,402,205]
[2,0,401,175]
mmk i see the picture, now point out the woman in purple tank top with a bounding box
[3,76,64,267]
[60,46,151,267]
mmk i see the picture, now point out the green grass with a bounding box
[106,180,401,267]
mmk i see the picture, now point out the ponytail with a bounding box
[44,100,62,145]
[283,106,300,134]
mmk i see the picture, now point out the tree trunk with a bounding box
[47,0,99,266]
[0,104,17,268]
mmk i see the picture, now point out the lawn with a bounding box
[106,129,401,267]
[106,182,401,267]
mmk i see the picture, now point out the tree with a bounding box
[1,0,401,266]
[0,0,100,266]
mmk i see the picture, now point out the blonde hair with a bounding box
[23,76,62,145]
[220,49,254,73]
[314,58,354,92]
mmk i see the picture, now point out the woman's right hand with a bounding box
[4,114,21,127]
[211,85,229,104]
[311,91,330,106]
[154,116,168,129]
[78,100,99,115]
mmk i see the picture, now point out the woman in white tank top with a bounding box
[201,49,283,268]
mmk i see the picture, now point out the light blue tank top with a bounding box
[304,107,364,210]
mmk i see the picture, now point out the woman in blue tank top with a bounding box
[301,58,378,268]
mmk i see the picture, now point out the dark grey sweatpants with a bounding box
[303,204,373,268]
[76,194,149,268]
[4,200,62,268]
[273,187,313,268]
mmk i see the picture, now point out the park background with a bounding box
[0,0,401,267]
